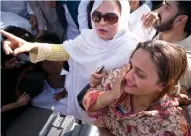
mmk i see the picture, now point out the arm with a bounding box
[27,1,34,15]
[2,92,30,112]
[28,1,47,30]
[2,102,20,112]
[78,0,90,32]
[83,90,119,112]
[83,66,130,112]
[1,30,69,63]
[29,43,70,63]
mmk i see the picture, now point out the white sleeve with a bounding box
[78,0,90,32]
[28,1,47,30]
[27,1,34,15]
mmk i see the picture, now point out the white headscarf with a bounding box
[62,0,139,120]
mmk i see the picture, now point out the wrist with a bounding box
[30,42,38,53]
[110,91,120,101]
[15,101,21,108]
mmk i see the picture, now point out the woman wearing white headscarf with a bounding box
[1,0,139,120]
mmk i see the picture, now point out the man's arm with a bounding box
[28,1,47,31]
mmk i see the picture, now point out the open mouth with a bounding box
[98,29,108,34]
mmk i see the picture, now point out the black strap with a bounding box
[77,84,91,110]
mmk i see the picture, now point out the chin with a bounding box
[124,87,138,94]
[97,33,111,40]
[99,35,110,40]
[124,87,134,94]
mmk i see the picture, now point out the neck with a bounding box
[132,94,157,111]
[159,29,188,43]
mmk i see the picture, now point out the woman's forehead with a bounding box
[131,49,158,74]
[96,1,121,14]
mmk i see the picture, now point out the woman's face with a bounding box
[124,49,164,97]
[94,1,121,40]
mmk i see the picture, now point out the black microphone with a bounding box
[77,66,105,110]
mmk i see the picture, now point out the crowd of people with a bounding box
[1,0,191,136]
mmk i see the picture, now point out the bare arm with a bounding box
[2,102,20,112]
[2,92,30,112]
[83,66,130,112]
[86,91,119,112]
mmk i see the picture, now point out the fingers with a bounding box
[90,73,104,87]
[0,30,17,40]
[1,29,27,55]
[19,92,30,99]
[113,65,130,87]
[13,46,27,55]
[144,15,154,28]
[142,13,149,27]
[19,92,26,98]
[3,40,14,55]
[142,12,159,28]
[92,73,104,79]
[29,15,38,30]
[117,67,127,81]
[31,21,37,30]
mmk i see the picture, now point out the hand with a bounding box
[35,30,45,39]
[16,92,30,107]
[29,14,38,30]
[54,90,67,101]
[111,65,131,99]
[90,73,106,88]
[0,30,37,55]
[176,93,191,106]
[142,11,160,28]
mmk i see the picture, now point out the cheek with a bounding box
[134,77,148,88]
[108,24,119,36]
[135,77,156,89]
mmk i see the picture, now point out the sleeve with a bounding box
[83,89,104,111]
[83,68,121,111]
[29,44,70,63]
[28,1,47,30]
[27,2,34,15]
[78,1,90,32]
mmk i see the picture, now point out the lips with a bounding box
[98,29,108,34]
[125,80,136,88]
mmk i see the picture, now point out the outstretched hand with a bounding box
[0,30,36,55]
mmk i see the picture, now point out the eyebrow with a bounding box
[165,1,171,8]
[129,60,146,74]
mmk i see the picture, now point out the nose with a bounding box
[99,17,106,25]
[125,69,134,81]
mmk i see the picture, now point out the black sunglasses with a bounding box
[92,10,119,25]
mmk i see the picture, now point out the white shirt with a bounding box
[78,0,90,32]
[1,1,34,19]
[128,4,156,42]
[63,4,80,40]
